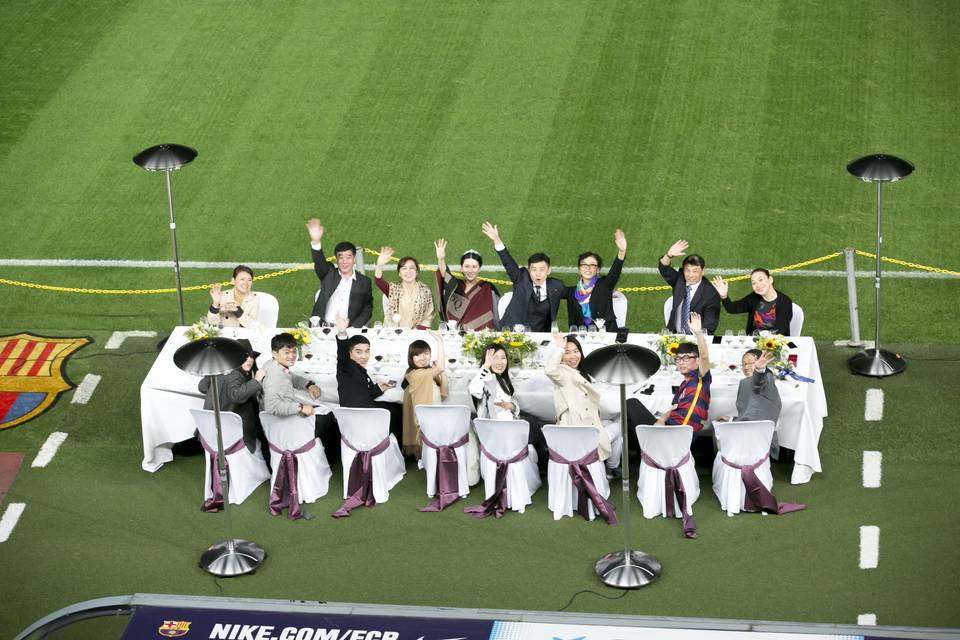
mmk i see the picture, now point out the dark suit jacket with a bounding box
[336,336,385,408]
[566,256,623,331]
[721,291,794,335]
[496,246,566,329]
[310,247,373,327]
[198,370,262,452]
[659,263,721,333]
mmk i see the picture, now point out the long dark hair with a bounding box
[401,339,432,389]
[483,343,514,396]
[564,335,593,382]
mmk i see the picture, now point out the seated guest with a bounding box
[659,239,720,334]
[712,269,794,335]
[401,334,448,458]
[544,333,622,474]
[481,221,565,331]
[207,265,259,328]
[306,218,373,327]
[197,338,265,455]
[717,349,782,424]
[469,344,519,421]
[566,229,627,332]
[334,316,402,441]
[374,247,435,329]
[434,239,499,331]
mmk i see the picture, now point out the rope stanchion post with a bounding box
[844,248,862,346]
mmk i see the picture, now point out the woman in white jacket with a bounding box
[469,344,520,420]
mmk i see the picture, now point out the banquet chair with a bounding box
[332,407,405,516]
[497,292,513,322]
[415,405,472,510]
[256,292,280,329]
[662,297,673,328]
[191,409,270,511]
[712,419,776,516]
[467,418,540,516]
[259,412,332,519]
[611,291,628,329]
[635,425,699,537]
[790,303,804,336]
[542,425,614,522]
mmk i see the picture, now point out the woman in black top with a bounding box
[565,229,627,332]
[712,269,794,335]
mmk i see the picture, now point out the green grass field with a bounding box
[2,1,959,637]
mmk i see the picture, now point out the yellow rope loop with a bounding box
[617,285,672,293]
[854,250,960,276]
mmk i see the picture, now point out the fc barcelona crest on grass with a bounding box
[0,333,91,431]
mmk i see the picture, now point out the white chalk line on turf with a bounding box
[862,451,882,488]
[857,614,877,626]
[859,526,880,569]
[864,389,884,421]
[31,432,68,468]
[71,374,101,404]
[0,503,26,543]
[105,330,157,350]
[0,258,953,279]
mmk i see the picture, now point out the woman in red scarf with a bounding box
[434,238,500,330]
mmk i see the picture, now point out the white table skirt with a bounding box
[140,327,827,484]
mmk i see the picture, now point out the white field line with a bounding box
[71,374,101,404]
[864,389,884,421]
[0,258,953,279]
[859,526,880,569]
[31,432,68,468]
[0,503,26,543]
[863,451,882,488]
[105,330,157,349]
[857,614,877,626]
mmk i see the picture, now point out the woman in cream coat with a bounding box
[207,265,260,328]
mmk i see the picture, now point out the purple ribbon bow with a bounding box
[721,452,806,515]
[463,443,529,519]
[267,438,318,520]
[547,448,618,525]
[640,450,697,538]
[198,434,247,513]
[419,432,470,512]
[332,435,392,518]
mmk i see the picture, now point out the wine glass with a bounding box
[594,318,606,333]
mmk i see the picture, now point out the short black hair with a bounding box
[751,268,771,278]
[271,333,297,352]
[334,241,357,256]
[676,342,700,357]
[577,251,603,271]
[347,334,370,349]
[681,254,705,269]
[232,264,254,279]
[743,348,763,359]
[527,252,550,267]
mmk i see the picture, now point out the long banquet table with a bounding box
[140,326,827,484]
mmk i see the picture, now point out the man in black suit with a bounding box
[481,221,566,331]
[307,218,373,327]
[659,239,721,334]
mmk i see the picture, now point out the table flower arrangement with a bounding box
[754,331,814,383]
[184,320,220,341]
[290,322,312,359]
[656,334,690,361]
[462,329,539,366]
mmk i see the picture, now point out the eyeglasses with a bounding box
[675,354,697,362]
[579,263,599,268]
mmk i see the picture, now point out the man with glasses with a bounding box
[565,229,628,332]
[659,239,721,334]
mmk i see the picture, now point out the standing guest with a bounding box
[717,349,782,424]
[434,239,499,331]
[659,240,721,334]
[333,316,403,441]
[566,229,627,332]
[712,269,794,335]
[197,339,266,455]
[374,247,435,329]
[401,334,448,458]
[306,218,373,328]
[544,334,622,475]
[207,265,260,328]
[481,221,565,331]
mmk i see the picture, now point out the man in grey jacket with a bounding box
[722,349,781,424]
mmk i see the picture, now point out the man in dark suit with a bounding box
[481,221,565,331]
[659,239,721,334]
[306,218,373,327]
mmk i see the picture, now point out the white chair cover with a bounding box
[191,409,270,507]
[497,292,513,321]
[542,425,610,521]
[381,294,390,317]
[635,425,699,518]
[662,296,673,327]
[259,412,332,508]
[712,420,775,515]
[256,292,280,329]
[471,418,540,514]
[790,303,804,336]
[333,407,405,503]
[611,291,628,329]
[415,405,471,504]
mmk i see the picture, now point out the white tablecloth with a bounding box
[140,327,827,484]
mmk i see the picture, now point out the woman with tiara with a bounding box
[434,238,500,330]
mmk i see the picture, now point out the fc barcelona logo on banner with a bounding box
[158,620,192,637]
[0,333,91,431]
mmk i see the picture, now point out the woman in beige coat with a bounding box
[207,265,260,328]
[544,334,621,471]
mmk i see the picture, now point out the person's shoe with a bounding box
[606,466,621,480]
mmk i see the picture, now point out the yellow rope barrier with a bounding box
[853,250,960,277]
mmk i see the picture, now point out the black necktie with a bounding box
[534,285,542,301]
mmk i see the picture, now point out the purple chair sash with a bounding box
[640,451,697,538]
[198,434,247,513]
[332,435,392,518]
[721,452,806,515]
[463,443,529,519]
[419,432,470,512]
[547,448,618,525]
[267,438,318,520]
